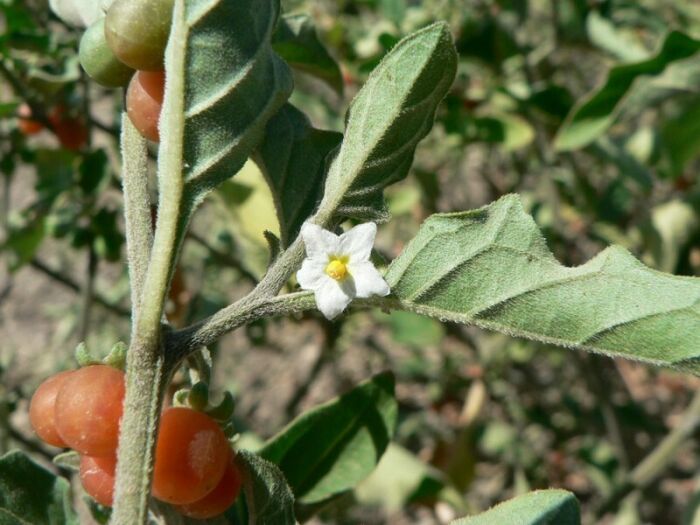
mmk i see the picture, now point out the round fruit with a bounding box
[175,453,242,519]
[48,106,88,151]
[79,18,134,87]
[126,70,164,142]
[104,0,174,71]
[152,407,229,505]
[17,103,44,135]
[80,455,116,507]
[29,370,75,447]
[54,364,125,456]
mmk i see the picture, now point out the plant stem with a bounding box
[595,389,700,516]
[120,114,153,331]
[77,245,97,343]
[111,1,189,522]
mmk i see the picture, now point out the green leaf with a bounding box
[554,31,700,151]
[2,217,46,272]
[355,443,463,512]
[259,372,398,504]
[317,22,457,223]
[272,14,344,95]
[660,96,700,178]
[172,0,293,199]
[586,11,648,62]
[385,194,700,374]
[0,450,77,525]
[387,310,444,347]
[235,450,296,525]
[255,104,342,246]
[450,490,580,525]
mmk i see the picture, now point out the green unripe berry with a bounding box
[79,18,134,87]
[104,0,174,71]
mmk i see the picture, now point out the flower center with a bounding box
[325,257,349,281]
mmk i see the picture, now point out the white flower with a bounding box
[297,222,390,320]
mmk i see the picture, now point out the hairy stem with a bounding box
[111,1,189,522]
[120,114,153,330]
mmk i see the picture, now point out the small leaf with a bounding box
[273,14,343,95]
[554,31,700,151]
[386,194,700,374]
[170,0,293,199]
[53,451,81,472]
[235,450,296,525]
[450,489,580,525]
[0,450,77,525]
[259,372,397,504]
[318,22,457,223]
[255,104,342,246]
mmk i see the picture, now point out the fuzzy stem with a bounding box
[111,1,188,522]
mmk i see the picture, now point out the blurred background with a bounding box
[2,0,700,523]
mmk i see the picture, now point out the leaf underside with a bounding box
[236,450,296,525]
[320,22,457,223]
[180,0,293,199]
[450,489,580,525]
[386,194,700,374]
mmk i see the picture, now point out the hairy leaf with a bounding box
[554,31,700,151]
[317,22,457,223]
[0,450,77,525]
[273,14,343,94]
[386,194,700,374]
[259,372,397,504]
[255,104,342,246]
[170,0,293,199]
[235,450,296,525]
[450,490,580,525]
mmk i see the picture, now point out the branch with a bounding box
[595,389,700,516]
[120,113,153,330]
[30,258,129,317]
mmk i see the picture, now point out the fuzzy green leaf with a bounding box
[317,22,457,223]
[255,104,342,246]
[554,31,700,151]
[386,194,700,374]
[235,450,296,525]
[273,14,344,94]
[0,450,77,525]
[173,0,293,199]
[450,490,580,525]
[259,372,398,504]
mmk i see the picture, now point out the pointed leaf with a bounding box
[0,450,77,525]
[273,14,344,95]
[255,104,342,246]
[317,22,457,223]
[554,31,700,151]
[235,450,296,525]
[450,490,580,525]
[386,194,700,374]
[259,372,397,504]
[170,0,293,199]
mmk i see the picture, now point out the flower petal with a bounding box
[348,261,390,298]
[339,223,376,262]
[296,258,327,291]
[301,222,340,259]
[314,278,354,320]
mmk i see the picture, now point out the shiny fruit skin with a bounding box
[48,106,88,151]
[17,103,43,135]
[54,365,125,456]
[152,407,230,505]
[104,0,174,71]
[175,453,242,519]
[29,370,75,447]
[126,70,164,142]
[79,18,134,87]
[80,455,116,507]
